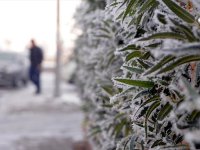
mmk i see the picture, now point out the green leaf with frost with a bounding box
[144,55,176,75]
[125,51,143,61]
[139,32,186,41]
[145,101,160,139]
[162,0,195,23]
[137,0,156,15]
[115,78,155,88]
[157,102,173,121]
[119,44,140,52]
[137,59,152,69]
[123,66,144,74]
[122,0,137,21]
[157,55,200,74]
[134,89,150,99]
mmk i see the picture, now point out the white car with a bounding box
[0,52,29,87]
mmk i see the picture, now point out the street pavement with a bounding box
[0,72,84,150]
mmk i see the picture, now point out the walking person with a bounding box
[29,39,44,94]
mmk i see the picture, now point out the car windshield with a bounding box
[0,52,17,62]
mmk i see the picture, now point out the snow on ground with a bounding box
[0,72,84,150]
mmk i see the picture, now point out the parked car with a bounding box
[0,51,29,87]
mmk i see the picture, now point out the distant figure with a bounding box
[29,39,44,94]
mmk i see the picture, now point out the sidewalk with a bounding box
[0,72,85,150]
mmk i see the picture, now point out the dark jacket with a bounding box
[30,46,43,67]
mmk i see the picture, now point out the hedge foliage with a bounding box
[74,0,200,149]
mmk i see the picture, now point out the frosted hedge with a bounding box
[74,0,200,149]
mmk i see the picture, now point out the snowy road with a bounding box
[0,72,84,150]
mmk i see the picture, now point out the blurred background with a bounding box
[0,0,88,150]
[0,0,81,73]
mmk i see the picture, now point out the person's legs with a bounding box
[29,66,41,94]
[29,66,35,84]
[35,68,41,94]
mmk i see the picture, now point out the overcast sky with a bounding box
[0,0,81,58]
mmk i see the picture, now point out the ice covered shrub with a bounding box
[111,0,200,149]
[73,0,133,149]
[73,0,200,149]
